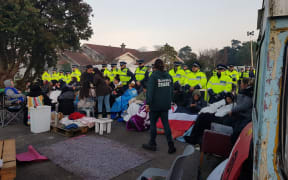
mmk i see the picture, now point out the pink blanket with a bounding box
[16,145,48,162]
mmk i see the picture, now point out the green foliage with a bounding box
[159,43,178,69]
[0,0,93,86]
[178,46,197,62]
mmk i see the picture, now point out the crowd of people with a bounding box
[2,58,255,154]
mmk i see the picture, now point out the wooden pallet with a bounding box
[0,139,16,180]
[51,126,89,137]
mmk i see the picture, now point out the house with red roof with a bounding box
[57,43,183,72]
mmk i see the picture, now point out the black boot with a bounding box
[168,142,176,154]
[142,143,157,151]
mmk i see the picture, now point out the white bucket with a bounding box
[30,106,51,133]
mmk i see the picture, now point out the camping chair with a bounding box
[137,145,195,180]
[1,93,25,127]
[199,123,233,167]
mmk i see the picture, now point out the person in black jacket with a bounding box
[58,85,75,115]
[142,59,176,154]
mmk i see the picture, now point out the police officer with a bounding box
[143,59,176,154]
[118,61,135,90]
[169,62,185,90]
[135,59,149,88]
[227,64,239,91]
[183,64,191,80]
[64,71,72,84]
[101,64,110,77]
[184,62,207,94]
[108,63,119,82]
[207,64,232,103]
[71,65,81,82]
[249,66,255,78]
[42,69,51,82]
[51,68,59,81]
[58,70,65,81]
[212,67,217,77]
[243,66,250,78]
[147,65,155,77]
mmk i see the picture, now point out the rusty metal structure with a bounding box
[254,0,288,179]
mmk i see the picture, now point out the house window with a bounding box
[279,43,288,179]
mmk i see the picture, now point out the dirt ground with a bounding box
[0,121,223,180]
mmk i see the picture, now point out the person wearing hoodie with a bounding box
[228,78,254,145]
[184,93,235,145]
[187,89,207,114]
[143,59,176,154]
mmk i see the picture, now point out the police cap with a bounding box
[216,64,227,70]
[192,62,200,68]
[120,61,127,66]
[174,61,182,66]
[102,64,107,67]
[137,59,144,64]
[111,63,117,67]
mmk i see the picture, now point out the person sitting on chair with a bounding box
[4,79,27,125]
[4,79,26,105]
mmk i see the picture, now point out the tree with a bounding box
[198,48,220,78]
[178,46,197,62]
[231,39,242,50]
[0,0,93,87]
[234,41,257,66]
[159,43,178,69]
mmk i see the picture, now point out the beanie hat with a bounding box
[192,89,201,97]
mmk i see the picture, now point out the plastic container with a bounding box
[30,106,51,133]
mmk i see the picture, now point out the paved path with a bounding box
[0,121,222,180]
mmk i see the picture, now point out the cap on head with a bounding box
[53,68,57,71]
[192,62,200,68]
[120,61,127,66]
[228,64,234,68]
[174,61,181,66]
[60,70,64,73]
[137,59,144,64]
[72,65,78,68]
[216,64,227,70]
[102,64,107,67]
[111,63,117,67]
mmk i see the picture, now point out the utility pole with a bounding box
[247,31,255,67]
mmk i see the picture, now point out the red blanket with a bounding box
[157,113,197,138]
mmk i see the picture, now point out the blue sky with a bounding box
[82,0,262,53]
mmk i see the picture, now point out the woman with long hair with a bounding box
[142,59,176,154]
[93,68,112,118]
